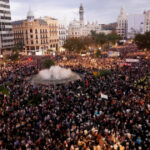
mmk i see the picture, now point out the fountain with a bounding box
[30,65,81,101]
[31,65,81,85]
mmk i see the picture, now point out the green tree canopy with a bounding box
[42,59,55,69]
[135,32,150,50]
[63,37,91,53]
[6,52,20,62]
[99,69,112,77]
[95,33,107,48]
[106,32,120,45]
[13,41,24,52]
[95,49,101,58]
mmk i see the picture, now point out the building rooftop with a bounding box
[12,20,25,25]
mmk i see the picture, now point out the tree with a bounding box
[99,69,111,77]
[135,32,150,51]
[63,37,86,53]
[106,32,120,45]
[13,41,24,52]
[6,52,20,62]
[95,33,107,48]
[95,49,101,58]
[42,59,55,69]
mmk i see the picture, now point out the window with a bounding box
[30,29,33,33]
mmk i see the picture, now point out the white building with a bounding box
[117,8,128,39]
[127,14,145,39]
[117,8,150,39]
[144,10,150,32]
[58,21,67,48]
[0,0,14,53]
[68,4,101,38]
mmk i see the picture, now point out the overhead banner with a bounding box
[108,51,120,57]
[125,59,139,63]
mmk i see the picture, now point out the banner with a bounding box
[108,51,120,57]
[125,59,139,63]
[101,93,108,99]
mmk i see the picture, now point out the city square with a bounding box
[0,0,150,150]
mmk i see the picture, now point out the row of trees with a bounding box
[63,32,121,53]
[63,37,91,53]
[134,32,150,51]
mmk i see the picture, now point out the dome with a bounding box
[27,8,34,20]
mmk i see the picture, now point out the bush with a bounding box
[6,53,20,62]
[99,69,111,76]
[42,59,55,69]
[93,69,112,77]
[0,86,9,95]
[95,50,101,58]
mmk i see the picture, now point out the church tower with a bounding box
[79,4,84,26]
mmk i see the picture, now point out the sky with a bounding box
[10,0,150,25]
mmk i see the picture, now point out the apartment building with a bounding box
[0,0,14,53]
[12,9,59,55]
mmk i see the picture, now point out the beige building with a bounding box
[12,9,58,55]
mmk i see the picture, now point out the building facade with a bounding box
[127,14,145,39]
[58,21,67,48]
[12,10,59,55]
[68,4,101,38]
[0,0,14,53]
[144,10,150,32]
[117,8,128,39]
[117,8,150,39]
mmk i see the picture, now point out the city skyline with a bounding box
[10,0,150,24]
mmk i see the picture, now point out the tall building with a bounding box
[127,14,145,39]
[0,0,14,53]
[144,10,150,32]
[12,9,59,55]
[58,21,67,48]
[117,8,128,39]
[68,4,101,38]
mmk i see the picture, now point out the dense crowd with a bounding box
[0,46,150,150]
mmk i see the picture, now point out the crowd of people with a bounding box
[0,45,150,150]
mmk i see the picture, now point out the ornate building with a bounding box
[12,9,59,55]
[0,0,14,53]
[68,4,101,38]
[117,8,128,39]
